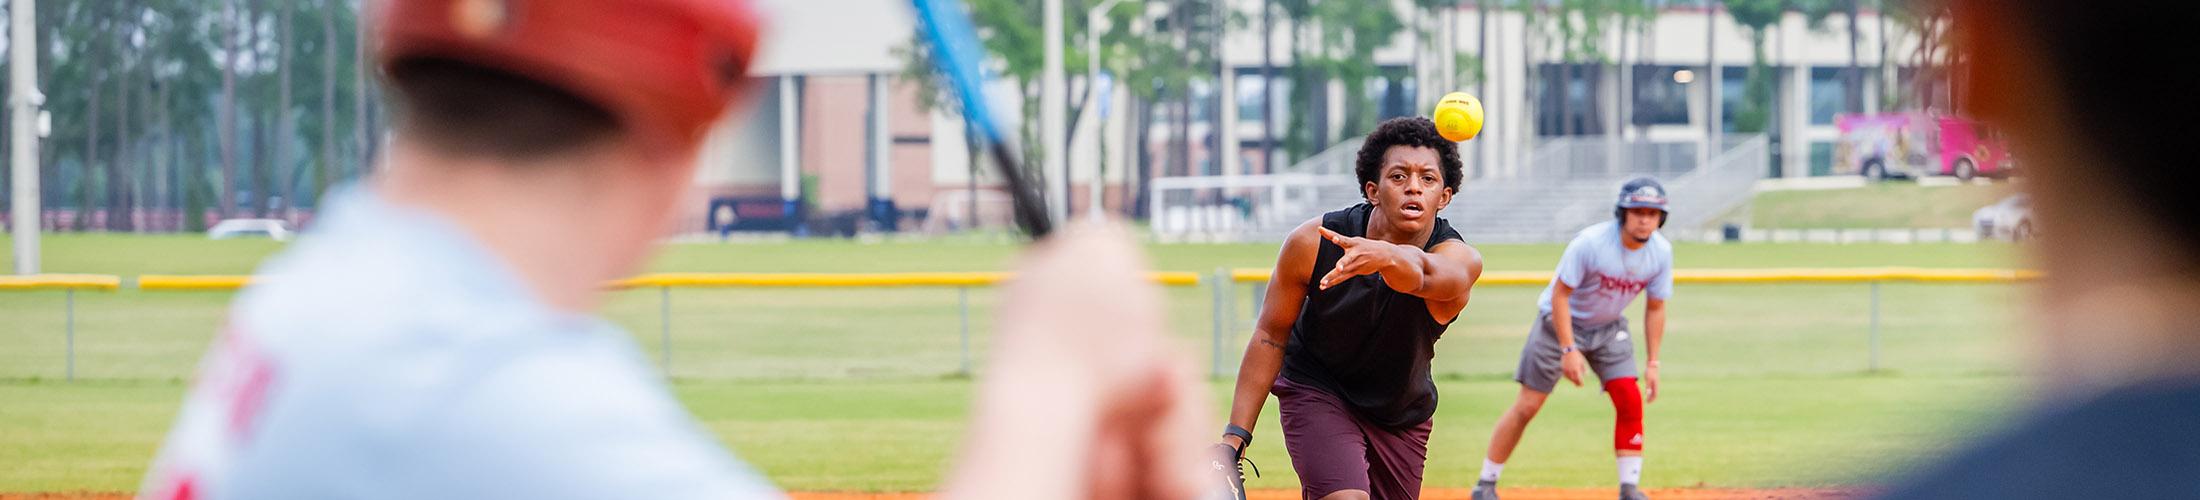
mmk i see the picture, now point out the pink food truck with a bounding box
[1835,112,2015,181]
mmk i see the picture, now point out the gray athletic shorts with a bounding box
[1515,313,1638,393]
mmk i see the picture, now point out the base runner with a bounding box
[1472,177,1676,500]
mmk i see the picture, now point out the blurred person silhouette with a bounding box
[1877,0,2200,498]
[136,1,1204,499]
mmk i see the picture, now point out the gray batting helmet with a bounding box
[1614,177,1669,227]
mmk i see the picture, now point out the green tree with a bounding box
[1880,0,1950,111]
[1271,0,1402,161]
[1837,0,1860,115]
[897,0,1226,217]
[1409,0,1485,95]
[1723,0,1780,133]
[148,0,225,231]
[1319,0,1402,137]
[219,0,240,216]
[274,0,363,210]
[1725,0,1837,133]
[10,0,366,232]
[893,33,988,228]
[1520,0,1654,136]
[939,0,1107,178]
[31,0,137,230]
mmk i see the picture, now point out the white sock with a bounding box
[1617,456,1643,486]
[1478,458,1504,483]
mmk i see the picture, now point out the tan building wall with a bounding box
[801,76,873,214]
[681,74,940,233]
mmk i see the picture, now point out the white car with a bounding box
[209,219,295,242]
[1972,195,2033,241]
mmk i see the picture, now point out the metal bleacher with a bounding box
[1148,135,1767,244]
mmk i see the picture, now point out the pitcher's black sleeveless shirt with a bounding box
[1279,203,1463,428]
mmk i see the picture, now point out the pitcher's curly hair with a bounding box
[1354,117,1465,195]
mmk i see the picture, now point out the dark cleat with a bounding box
[1472,480,1500,500]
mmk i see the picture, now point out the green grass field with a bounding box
[0,234,2031,492]
[1748,182,2014,229]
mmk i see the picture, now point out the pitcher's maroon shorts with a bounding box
[1272,377,1433,500]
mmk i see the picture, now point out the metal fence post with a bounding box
[1237,282,1246,339]
[659,286,671,376]
[958,286,971,376]
[1220,272,1236,364]
[1869,281,1881,372]
[1212,268,1227,378]
[1247,281,1264,339]
[1248,281,1262,320]
[66,289,75,382]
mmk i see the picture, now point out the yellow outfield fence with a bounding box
[120,271,1202,376]
[1227,267,2038,285]
[1209,266,2036,375]
[0,274,122,381]
[137,275,257,290]
[0,274,122,291]
[4,268,2032,380]
[131,272,1206,291]
[118,268,2035,290]
[614,271,1203,288]
[607,272,1198,374]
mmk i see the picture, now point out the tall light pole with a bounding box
[10,0,42,275]
[1262,0,1275,174]
[1706,0,1721,169]
[1042,0,1068,224]
[1087,0,1125,220]
[1215,0,1237,182]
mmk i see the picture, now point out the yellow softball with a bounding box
[1433,92,1484,142]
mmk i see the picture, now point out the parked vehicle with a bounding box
[1972,194,2034,241]
[1836,112,2017,181]
[208,219,296,241]
[706,196,803,234]
[1934,116,2016,181]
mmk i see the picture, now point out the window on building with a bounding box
[1188,80,1213,123]
[1810,141,1835,176]
[1364,66,1415,123]
[1385,76,1416,121]
[1720,66,1746,133]
[1809,67,1849,125]
[1537,63,1606,136]
[1366,77,1394,121]
[1237,72,1266,123]
[1267,78,1293,129]
[1632,65,1692,126]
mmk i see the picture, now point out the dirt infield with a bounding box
[785,489,1867,500]
[3,488,1866,500]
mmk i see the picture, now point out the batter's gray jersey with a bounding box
[138,186,782,500]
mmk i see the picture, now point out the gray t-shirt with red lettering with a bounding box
[1537,221,1674,328]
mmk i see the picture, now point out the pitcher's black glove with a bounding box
[1209,443,1258,500]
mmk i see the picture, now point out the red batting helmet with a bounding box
[372,0,766,155]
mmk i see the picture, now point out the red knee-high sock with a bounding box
[1606,377,1644,451]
